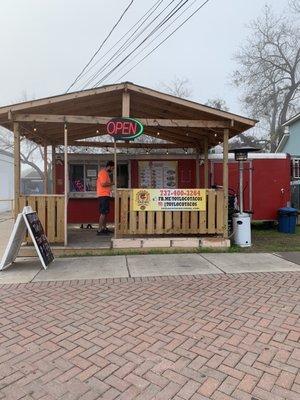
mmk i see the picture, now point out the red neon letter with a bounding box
[129,122,137,134]
[116,121,123,133]
[107,121,115,134]
[123,121,130,133]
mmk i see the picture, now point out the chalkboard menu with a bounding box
[24,212,54,267]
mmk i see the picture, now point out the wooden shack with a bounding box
[0,82,256,248]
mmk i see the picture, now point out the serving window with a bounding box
[69,161,129,193]
[85,165,98,191]
[70,164,85,192]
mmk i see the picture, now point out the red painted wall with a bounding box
[68,198,114,224]
[208,158,291,221]
[210,161,251,212]
[56,156,291,223]
[178,159,196,188]
[252,159,291,220]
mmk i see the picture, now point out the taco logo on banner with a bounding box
[134,189,151,211]
[133,189,206,211]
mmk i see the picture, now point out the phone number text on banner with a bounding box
[132,189,206,211]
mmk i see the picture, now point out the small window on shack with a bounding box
[70,161,129,192]
[292,158,300,179]
[85,164,98,191]
[70,164,84,192]
[98,162,129,189]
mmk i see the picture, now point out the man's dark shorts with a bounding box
[99,196,110,215]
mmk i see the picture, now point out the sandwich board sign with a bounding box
[0,206,54,271]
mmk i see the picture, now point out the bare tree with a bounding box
[0,128,47,179]
[205,98,229,111]
[159,76,192,98]
[289,0,300,13]
[0,91,49,181]
[232,5,300,151]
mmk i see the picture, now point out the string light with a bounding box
[166,149,169,155]
[157,132,160,136]
[214,133,217,137]
[96,123,99,134]
[33,121,37,132]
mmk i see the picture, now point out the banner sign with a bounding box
[106,117,144,141]
[132,189,206,211]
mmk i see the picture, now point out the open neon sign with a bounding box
[106,117,144,141]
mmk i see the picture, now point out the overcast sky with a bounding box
[0,0,288,115]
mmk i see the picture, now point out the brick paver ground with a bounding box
[0,272,299,400]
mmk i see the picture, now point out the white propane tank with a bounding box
[233,212,251,247]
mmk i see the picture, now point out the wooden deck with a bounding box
[116,189,224,236]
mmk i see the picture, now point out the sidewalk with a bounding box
[1,215,300,399]
[1,212,300,285]
[1,252,300,285]
[0,269,299,400]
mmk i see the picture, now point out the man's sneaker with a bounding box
[96,230,107,236]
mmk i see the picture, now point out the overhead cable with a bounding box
[114,0,199,81]
[91,0,190,87]
[112,0,211,83]
[77,0,165,87]
[65,0,134,93]
[81,0,184,89]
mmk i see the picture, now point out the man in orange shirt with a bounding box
[96,161,114,235]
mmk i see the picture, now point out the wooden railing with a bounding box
[17,195,65,243]
[116,189,224,236]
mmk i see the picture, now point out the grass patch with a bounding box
[57,224,300,257]
[57,246,234,258]
[247,224,300,253]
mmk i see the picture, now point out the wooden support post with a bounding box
[114,140,118,239]
[44,144,48,194]
[64,124,68,246]
[204,137,209,189]
[196,150,200,188]
[223,129,229,238]
[122,91,130,117]
[51,145,56,194]
[114,90,130,239]
[13,122,20,218]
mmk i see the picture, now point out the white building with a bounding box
[0,150,14,212]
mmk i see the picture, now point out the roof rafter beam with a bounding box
[69,141,193,149]
[127,83,257,126]
[10,113,232,128]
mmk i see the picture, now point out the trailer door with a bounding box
[211,160,252,212]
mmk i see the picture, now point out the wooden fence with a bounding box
[116,189,224,236]
[17,195,65,243]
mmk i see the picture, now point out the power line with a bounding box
[81,0,183,90]
[112,0,211,84]
[65,0,134,93]
[91,0,190,88]
[114,0,199,81]
[77,0,165,87]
